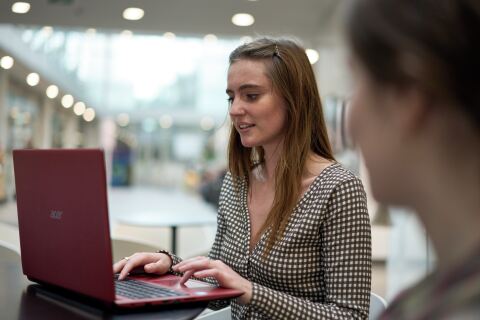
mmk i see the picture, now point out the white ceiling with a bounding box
[0,0,342,43]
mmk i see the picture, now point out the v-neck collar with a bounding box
[242,163,339,256]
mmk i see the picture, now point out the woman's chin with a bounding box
[240,138,258,148]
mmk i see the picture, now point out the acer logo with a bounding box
[50,210,63,220]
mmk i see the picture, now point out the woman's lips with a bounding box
[237,123,255,132]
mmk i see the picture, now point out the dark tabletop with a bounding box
[0,258,206,320]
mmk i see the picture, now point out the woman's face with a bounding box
[227,59,287,150]
[348,58,414,204]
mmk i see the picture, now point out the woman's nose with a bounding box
[229,99,245,117]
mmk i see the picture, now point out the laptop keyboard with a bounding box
[115,278,187,300]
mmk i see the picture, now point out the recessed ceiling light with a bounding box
[42,26,53,36]
[73,102,86,116]
[163,32,176,40]
[26,72,40,86]
[123,7,144,21]
[117,113,130,127]
[159,115,173,129]
[305,49,319,64]
[200,116,215,131]
[240,36,253,43]
[121,30,133,37]
[0,56,14,70]
[232,13,255,27]
[10,107,19,119]
[46,85,59,99]
[86,28,96,35]
[12,2,30,14]
[61,94,74,108]
[204,34,218,43]
[83,108,95,122]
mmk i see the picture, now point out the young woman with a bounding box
[346,0,480,318]
[114,38,372,319]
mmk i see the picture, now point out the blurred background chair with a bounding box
[195,306,231,320]
[0,239,21,264]
[0,222,20,253]
[111,237,162,263]
[369,292,387,320]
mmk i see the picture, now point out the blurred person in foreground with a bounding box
[346,0,480,318]
[114,38,372,319]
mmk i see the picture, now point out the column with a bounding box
[62,113,79,148]
[0,69,8,202]
[33,96,54,148]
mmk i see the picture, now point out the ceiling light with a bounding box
[200,116,215,131]
[163,32,176,40]
[305,49,319,64]
[46,85,59,99]
[0,56,14,70]
[83,108,95,122]
[73,102,86,115]
[159,115,173,129]
[86,28,96,35]
[12,2,30,14]
[121,30,133,37]
[61,94,74,108]
[232,13,255,27]
[116,113,130,127]
[42,26,53,36]
[240,36,253,43]
[204,34,218,43]
[26,72,40,86]
[10,107,19,119]
[123,7,144,21]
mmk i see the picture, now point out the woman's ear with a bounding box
[390,86,432,136]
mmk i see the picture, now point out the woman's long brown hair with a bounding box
[227,38,335,256]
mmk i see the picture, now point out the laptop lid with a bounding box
[13,149,242,308]
[13,149,115,303]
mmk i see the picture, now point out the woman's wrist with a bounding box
[237,279,253,305]
[155,250,173,270]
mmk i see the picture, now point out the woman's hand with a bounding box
[113,252,172,280]
[172,256,253,305]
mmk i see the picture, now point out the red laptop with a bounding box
[13,149,242,309]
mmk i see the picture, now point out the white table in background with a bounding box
[117,210,217,254]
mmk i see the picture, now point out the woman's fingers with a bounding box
[114,252,167,280]
[144,258,170,275]
[177,270,195,286]
[192,268,218,279]
[172,256,205,269]
[118,255,144,280]
[173,256,212,273]
[113,257,128,274]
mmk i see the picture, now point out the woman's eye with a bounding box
[227,97,234,105]
[246,94,259,101]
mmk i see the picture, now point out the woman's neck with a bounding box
[413,151,480,274]
[261,141,283,182]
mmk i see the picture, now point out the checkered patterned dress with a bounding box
[171,163,371,319]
